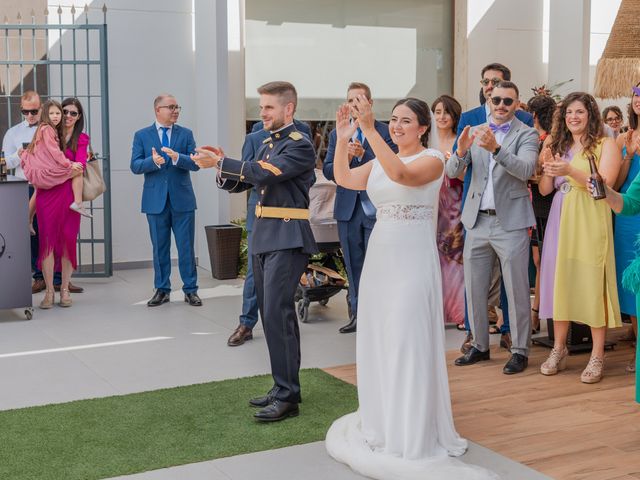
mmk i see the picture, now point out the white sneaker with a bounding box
[70,202,93,218]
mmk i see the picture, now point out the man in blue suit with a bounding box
[130,93,201,307]
[454,63,534,352]
[323,82,397,333]
[227,119,313,346]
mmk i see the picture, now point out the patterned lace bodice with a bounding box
[367,149,444,223]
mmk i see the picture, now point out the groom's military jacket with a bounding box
[218,122,318,255]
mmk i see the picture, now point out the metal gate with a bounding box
[0,5,112,276]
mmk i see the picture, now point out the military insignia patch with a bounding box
[289,131,303,141]
[257,160,283,176]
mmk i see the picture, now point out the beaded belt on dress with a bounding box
[376,204,434,222]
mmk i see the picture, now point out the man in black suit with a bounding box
[192,81,317,422]
[323,82,397,333]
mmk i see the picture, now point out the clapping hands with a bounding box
[190,146,225,169]
[624,131,640,159]
[350,94,375,131]
[151,147,165,166]
[542,151,571,177]
[335,104,358,142]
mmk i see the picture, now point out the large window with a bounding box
[245,0,453,121]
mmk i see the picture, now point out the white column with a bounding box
[548,0,591,95]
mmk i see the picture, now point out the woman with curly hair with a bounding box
[538,92,622,383]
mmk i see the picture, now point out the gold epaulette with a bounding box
[289,131,303,141]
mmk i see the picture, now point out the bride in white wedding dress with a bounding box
[325,96,499,480]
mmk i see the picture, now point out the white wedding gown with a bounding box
[325,150,499,480]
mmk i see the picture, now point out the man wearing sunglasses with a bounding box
[130,93,201,308]
[453,63,534,355]
[447,81,538,375]
[2,91,83,294]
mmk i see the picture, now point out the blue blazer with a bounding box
[130,123,199,214]
[323,120,397,222]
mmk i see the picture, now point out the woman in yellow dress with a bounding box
[538,92,622,383]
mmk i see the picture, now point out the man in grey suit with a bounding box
[446,81,538,374]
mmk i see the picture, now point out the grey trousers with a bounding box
[463,213,531,356]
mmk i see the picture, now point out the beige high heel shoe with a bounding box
[39,290,55,309]
[59,288,73,307]
[540,346,569,375]
[580,356,604,384]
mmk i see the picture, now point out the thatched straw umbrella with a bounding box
[593,0,640,99]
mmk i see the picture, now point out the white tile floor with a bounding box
[0,267,550,479]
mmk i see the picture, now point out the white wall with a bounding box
[455,0,630,112]
[455,0,548,110]
[46,1,244,271]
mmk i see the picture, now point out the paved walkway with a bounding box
[0,267,549,479]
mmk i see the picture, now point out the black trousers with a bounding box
[253,248,308,403]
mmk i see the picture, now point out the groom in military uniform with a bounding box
[192,81,317,422]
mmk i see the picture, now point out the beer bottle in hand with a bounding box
[0,151,7,180]
[588,155,606,200]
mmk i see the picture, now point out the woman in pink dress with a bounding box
[21,100,83,308]
[62,97,92,218]
[432,95,465,327]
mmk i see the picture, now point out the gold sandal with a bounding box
[540,346,568,376]
[59,288,73,307]
[39,290,55,309]
[580,356,604,384]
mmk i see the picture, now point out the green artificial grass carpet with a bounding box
[0,368,357,480]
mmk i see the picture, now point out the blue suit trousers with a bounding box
[146,198,198,294]
[240,194,260,329]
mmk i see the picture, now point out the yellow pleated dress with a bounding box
[553,141,622,328]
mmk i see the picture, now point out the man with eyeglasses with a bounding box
[453,63,534,355]
[2,90,84,294]
[130,93,201,307]
[447,81,538,375]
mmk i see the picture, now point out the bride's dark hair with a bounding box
[392,97,431,147]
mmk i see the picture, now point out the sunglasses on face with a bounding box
[63,109,79,117]
[21,109,39,116]
[158,104,182,112]
[491,96,515,106]
[480,77,502,87]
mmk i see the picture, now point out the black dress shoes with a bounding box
[147,290,170,307]
[503,353,528,374]
[339,315,357,334]
[455,346,490,366]
[184,292,202,306]
[249,386,279,407]
[254,400,299,422]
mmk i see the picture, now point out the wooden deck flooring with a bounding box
[324,336,640,480]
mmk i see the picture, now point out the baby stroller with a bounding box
[294,170,348,323]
